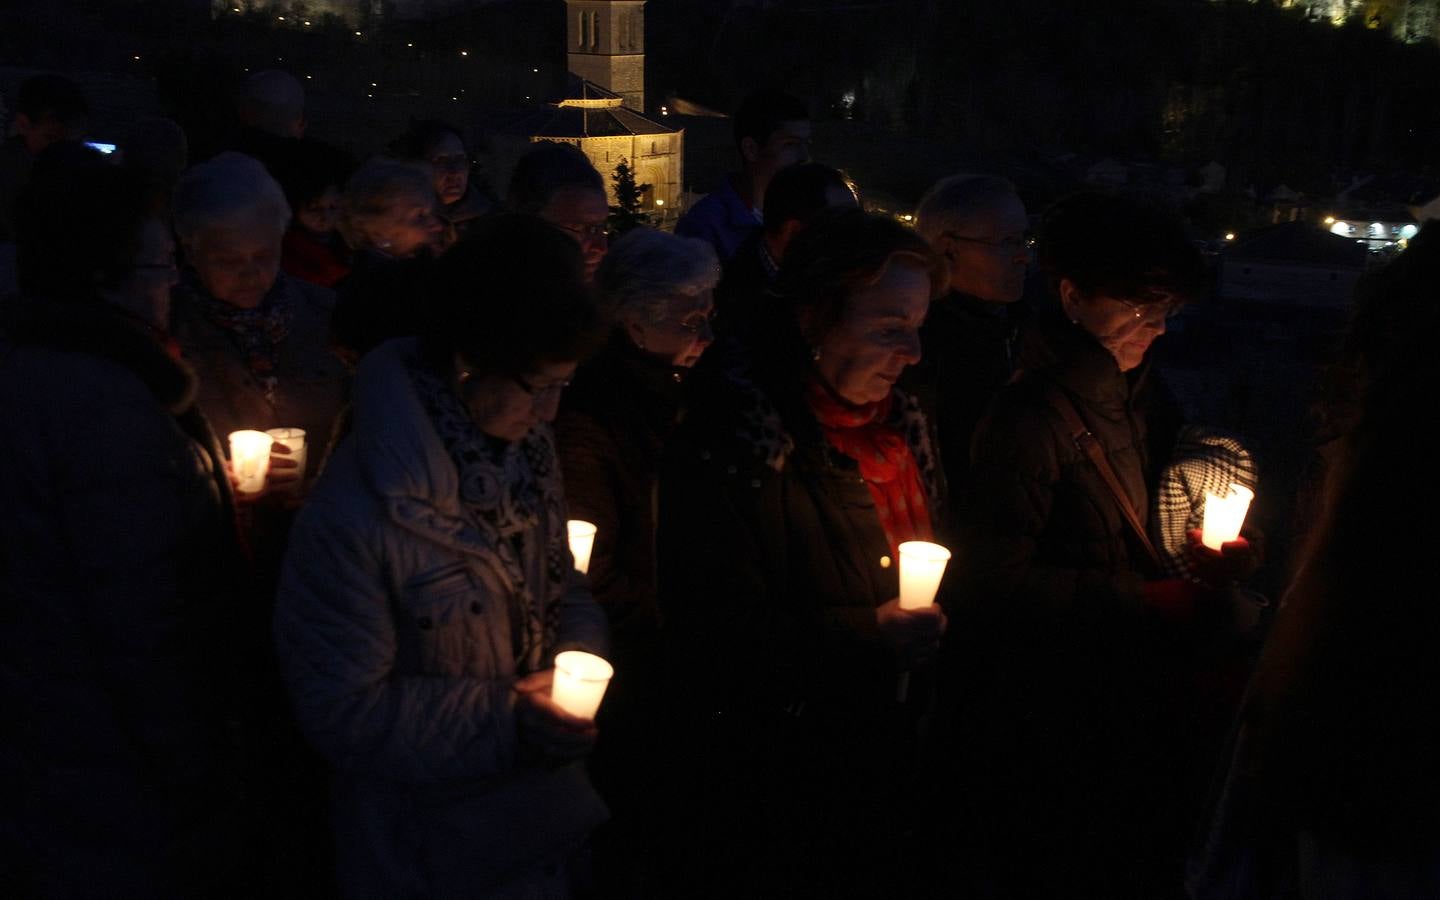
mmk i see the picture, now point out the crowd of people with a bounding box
[1,70,1437,900]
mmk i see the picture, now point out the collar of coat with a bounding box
[3,296,198,414]
[1017,306,1153,409]
[683,337,942,505]
[349,337,531,591]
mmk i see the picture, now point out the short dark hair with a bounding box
[506,141,605,215]
[733,89,808,152]
[271,138,355,214]
[1037,192,1206,303]
[15,144,150,302]
[16,73,89,125]
[775,207,947,343]
[389,119,465,161]
[423,214,606,376]
[763,162,854,234]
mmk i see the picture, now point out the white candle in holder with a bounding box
[898,541,951,610]
[567,520,597,575]
[265,427,308,494]
[551,650,613,720]
[228,430,274,495]
[1202,484,1254,551]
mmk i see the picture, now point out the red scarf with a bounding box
[804,379,933,555]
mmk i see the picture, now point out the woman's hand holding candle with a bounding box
[876,597,947,667]
[514,669,598,761]
[1185,528,1262,587]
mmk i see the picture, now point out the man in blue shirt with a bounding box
[676,90,811,263]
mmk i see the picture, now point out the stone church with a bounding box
[499,0,684,217]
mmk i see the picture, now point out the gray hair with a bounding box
[915,174,1018,245]
[598,228,720,325]
[173,152,291,245]
[340,158,436,250]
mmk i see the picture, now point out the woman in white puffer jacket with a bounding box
[275,215,611,899]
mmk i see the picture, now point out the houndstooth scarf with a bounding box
[1152,425,1259,583]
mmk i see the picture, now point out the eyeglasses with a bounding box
[1113,294,1185,323]
[555,221,610,241]
[509,372,572,400]
[944,231,1034,254]
[673,309,718,335]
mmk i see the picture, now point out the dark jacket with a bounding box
[556,334,684,656]
[713,229,778,338]
[905,290,1024,517]
[329,250,434,366]
[655,334,942,893]
[947,307,1189,894]
[0,300,246,895]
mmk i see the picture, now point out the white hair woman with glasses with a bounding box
[274,214,611,899]
[552,227,719,892]
[170,151,347,493]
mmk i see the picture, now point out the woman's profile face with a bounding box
[460,357,578,443]
[426,132,469,207]
[189,213,283,309]
[811,259,930,406]
[1061,278,1173,373]
[623,288,716,369]
[374,190,444,258]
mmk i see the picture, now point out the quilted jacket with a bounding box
[274,338,609,899]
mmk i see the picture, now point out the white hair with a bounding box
[915,173,1018,246]
[598,228,721,325]
[172,152,291,245]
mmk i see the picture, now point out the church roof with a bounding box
[482,77,677,139]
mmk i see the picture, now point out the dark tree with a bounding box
[608,157,650,235]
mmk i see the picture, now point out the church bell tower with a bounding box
[566,0,647,112]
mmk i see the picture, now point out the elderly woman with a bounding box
[170,152,348,486]
[553,227,718,892]
[655,208,948,895]
[274,215,611,899]
[951,192,1229,896]
[0,146,245,895]
[330,158,446,363]
[390,119,494,242]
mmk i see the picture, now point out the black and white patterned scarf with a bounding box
[409,359,571,672]
[1152,425,1259,583]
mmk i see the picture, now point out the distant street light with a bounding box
[1224,232,1235,241]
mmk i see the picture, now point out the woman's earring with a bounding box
[810,346,822,362]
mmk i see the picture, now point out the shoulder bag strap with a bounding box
[1048,387,1164,571]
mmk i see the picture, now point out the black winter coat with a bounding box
[905,290,1024,518]
[0,301,247,896]
[946,308,1190,895]
[656,337,942,894]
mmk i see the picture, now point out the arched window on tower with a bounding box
[579,10,588,49]
[590,12,600,50]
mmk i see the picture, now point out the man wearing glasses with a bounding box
[911,173,1031,508]
[507,141,611,283]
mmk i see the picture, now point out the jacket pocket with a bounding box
[399,565,480,676]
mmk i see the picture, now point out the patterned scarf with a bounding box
[186,271,296,385]
[409,359,569,672]
[804,378,934,555]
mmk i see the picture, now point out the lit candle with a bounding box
[551,650,613,720]
[898,540,951,610]
[265,427,308,495]
[567,520,597,575]
[1202,484,1255,551]
[228,430,274,495]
